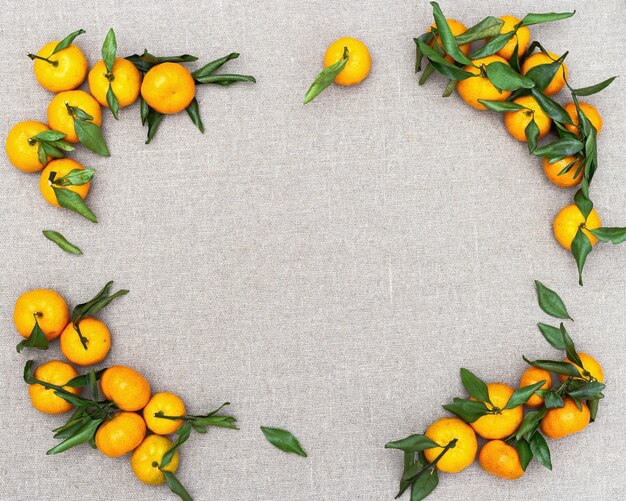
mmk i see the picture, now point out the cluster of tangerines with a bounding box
[387,281,605,500]
[14,284,234,500]
[417,3,626,285]
[5,28,254,252]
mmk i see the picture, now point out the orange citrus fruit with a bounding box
[32,41,88,93]
[478,440,525,479]
[429,19,470,63]
[456,55,512,110]
[423,417,478,473]
[470,383,523,440]
[521,51,568,95]
[496,16,530,60]
[60,318,111,366]
[101,366,151,411]
[504,95,552,141]
[541,398,590,439]
[559,352,604,383]
[563,102,603,135]
[47,90,102,143]
[553,204,601,251]
[131,435,179,485]
[39,158,90,207]
[543,156,583,188]
[13,288,69,341]
[143,392,186,435]
[95,411,147,458]
[5,121,50,172]
[323,37,371,86]
[140,62,195,114]
[88,58,142,109]
[29,360,79,414]
[519,367,552,407]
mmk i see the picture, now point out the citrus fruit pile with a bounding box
[14,283,237,500]
[5,28,255,254]
[387,280,605,500]
[414,3,626,285]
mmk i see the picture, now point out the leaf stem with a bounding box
[27,53,59,67]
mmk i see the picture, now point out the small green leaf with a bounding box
[478,100,527,112]
[571,76,617,96]
[417,40,474,80]
[520,12,575,27]
[509,41,521,73]
[503,381,547,410]
[145,108,165,144]
[588,227,626,244]
[566,381,605,399]
[525,119,540,154]
[430,2,473,66]
[53,168,95,186]
[260,426,307,457]
[485,62,534,91]
[469,31,514,59]
[456,16,504,44]
[50,139,75,152]
[191,52,240,79]
[533,138,584,159]
[588,398,600,422]
[385,434,439,452]
[71,282,129,325]
[537,323,566,349]
[185,98,204,133]
[125,51,198,73]
[530,88,573,124]
[42,230,82,255]
[544,391,564,409]
[442,398,490,423]
[33,130,66,142]
[529,433,552,470]
[414,33,434,73]
[194,74,256,86]
[560,324,582,367]
[68,105,93,121]
[525,60,564,92]
[304,47,349,104]
[66,368,106,388]
[460,368,491,403]
[574,189,593,220]
[37,143,48,166]
[140,96,149,125]
[106,85,120,120]
[40,142,64,159]
[51,29,86,56]
[52,186,97,223]
[514,409,547,440]
[162,471,193,501]
[571,228,592,286]
[161,423,192,469]
[410,468,438,501]
[101,28,117,73]
[16,315,49,353]
[515,439,533,471]
[535,281,571,319]
[523,357,581,377]
[73,119,110,157]
[47,418,102,455]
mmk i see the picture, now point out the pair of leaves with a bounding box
[304,46,349,104]
[261,426,307,457]
[101,29,120,119]
[16,314,48,352]
[154,402,238,434]
[49,170,97,223]
[66,104,110,156]
[417,40,473,81]
[31,129,74,166]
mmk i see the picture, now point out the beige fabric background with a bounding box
[1,0,625,499]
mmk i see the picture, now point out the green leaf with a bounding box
[574,189,593,220]
[520,12,575,27]
[51,29,86,56]
[194,74,256,86]
[162,471,193,501]
[185,98,204,133]
[385,434,439,452]
[515,439,533,471]
[525,60,563,92]
[33,130,66,142]
[442,79,456,97]
[503,381,547,410]
[46,418,102,455]
[145,108,164,144]
[68,105,93,121]
[16,315,49,353]
[478,100,527,112]
[533,138,584,159]
[460,368,491,403]
[191,52,239,79]
[560,324,582,367]
[125,50,198,72]
[71,281,129,325]
[40,142,64,159]
[514,409,547,440]
[66,368,106,388]
[42,230,82,255]
[73,119,110,157]
[50,139,75,152]
[457,16,504,44]
[544,391,564,409]
[529,433,552,470]
[140,96,149,125]
[53,168,95,186]
[53,409,90,439]
[523,357,581,377]
[442,398,490,423]
[414,33,434,73]
[430,2,473,66]
[106,85,120,120]
[410,468,438,501]
[535,280,571,319]
[537,323,566,349]
[417,40,474,80]
[485,62,534,91]
[530,88,573,124]
[52,186,97,223]
[260,426,307,457]
[161,423,192,469]
[588,227,626,244]
[588,398,600,422]
[571,228,592,286]
[509,41,521,73]
[567,381,605,399]
[571,76,617,96]
[304,47,348,104]
[102,28,117,73]
[469,32,514,59]
[525,119,540,154]
[37,143,48,166]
